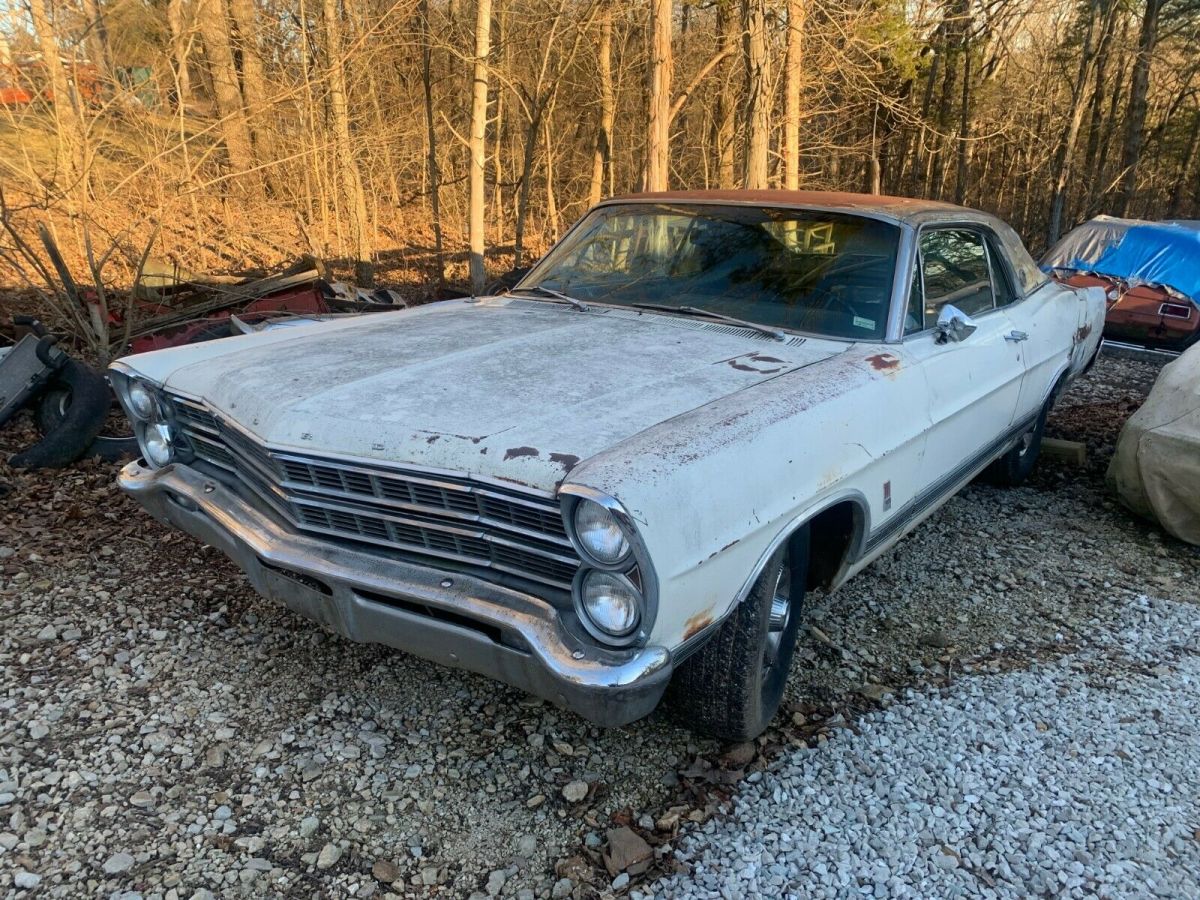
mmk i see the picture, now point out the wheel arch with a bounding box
[734,491,871,606]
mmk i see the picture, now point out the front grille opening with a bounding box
[356,589,507,646]
[166,393,581,591]
[258,558,333,595]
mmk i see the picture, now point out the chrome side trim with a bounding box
[863,411,1038,556]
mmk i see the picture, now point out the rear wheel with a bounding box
[670,527,809,741]
[983,390,1057,487]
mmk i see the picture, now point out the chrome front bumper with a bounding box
[118,460,673,726]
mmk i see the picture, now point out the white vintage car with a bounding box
[113,191,1105,740]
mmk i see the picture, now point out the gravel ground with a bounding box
[645,592,1200,899]
[2,353,1198,899]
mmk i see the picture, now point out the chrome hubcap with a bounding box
[763,559,791,678]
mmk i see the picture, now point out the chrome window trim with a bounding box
[517,200,907,346]
[903,223,1015,340]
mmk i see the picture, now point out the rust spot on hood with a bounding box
[504,446,539,461]
[683,609,714,640]
[549,452,580,473]
[1074,322,1093,344]
[866,353,900,371]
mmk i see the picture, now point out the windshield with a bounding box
[518,203,901,340]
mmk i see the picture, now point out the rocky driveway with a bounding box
[1,354,1197,899]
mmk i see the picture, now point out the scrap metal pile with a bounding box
[1,257,399,469]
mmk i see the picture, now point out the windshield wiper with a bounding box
[511,284,589,312]
[631,303,786,342]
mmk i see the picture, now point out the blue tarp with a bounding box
[1041,217,1200,308]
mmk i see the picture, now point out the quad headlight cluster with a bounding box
[563,492,655,648]
[111,371,181,469]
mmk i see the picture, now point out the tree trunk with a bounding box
[468,0,492,293]
[322,0,373,284]
[1167,110,1200,218]
[197,0,258,184]
[227,0,272,158]
[27,0,87,211]
[712,1,737,188]
[1114,0,1163,217]
[419,0,444,290]
[513,101,545,267]
[953,11,972,205]
[782,0,806,190]
[491,0,506,243]
[1047,0,1101,245]
[80,0,114,76]
[645,0,672,191]
[166,0,192,107]
[589,3,614,208]
[741,0,770,189]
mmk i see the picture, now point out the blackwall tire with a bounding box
[11,360,110,469]
[669,526,810,741]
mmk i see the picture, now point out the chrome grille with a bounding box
[167,394,580,589]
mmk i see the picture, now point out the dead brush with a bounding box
[0,185,158,365]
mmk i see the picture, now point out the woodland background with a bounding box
[0,0,1198,299]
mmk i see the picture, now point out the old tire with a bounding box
[35,377,138,463]
[983,399,1053,488]
[670,527,810,741]
[11,360,110,469]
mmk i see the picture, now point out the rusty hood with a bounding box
[124,297,847,491]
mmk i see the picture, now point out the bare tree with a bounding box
[227,0,274,162]
[783,0,806,190]
[589,2,615,207]
[645,0,672,191]
[469,0,493,292]
[741,0,770,189]
[1047,0,1104,244]
[26,0,88,211]
[322,0,373,284]
[419,0,445,289]
[196,0,259,185]
[1114,0,1164,216]
[166,0,193,107]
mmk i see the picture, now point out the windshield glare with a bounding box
[518,203,900,340]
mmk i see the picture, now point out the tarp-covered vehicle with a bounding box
[1108,342,1200,545]
[1042,216,1200,351]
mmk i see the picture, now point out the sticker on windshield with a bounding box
[853,316,876,330]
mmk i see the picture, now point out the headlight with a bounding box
[128,381,157,420]
[142,422,175,467]
[573,499,630,566]
[577,570,641,641]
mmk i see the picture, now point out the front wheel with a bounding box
[669,527,809,741]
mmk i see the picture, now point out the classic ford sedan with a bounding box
[113,191,1105,740]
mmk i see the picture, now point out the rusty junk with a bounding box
[1042,216,1200,352]
[2,251,396,468]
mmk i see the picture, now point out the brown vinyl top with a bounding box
[601,189,978,223]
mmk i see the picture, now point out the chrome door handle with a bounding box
[1005,330,1029,342]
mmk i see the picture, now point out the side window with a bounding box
[918,229,995,327]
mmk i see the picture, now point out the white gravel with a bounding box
[645,593,1200,899]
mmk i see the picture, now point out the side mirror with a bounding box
[935,304,978,343]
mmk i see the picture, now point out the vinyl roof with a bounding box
[602,190,976,224]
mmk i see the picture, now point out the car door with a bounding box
[903,226,1027,494]
[1005,276,1080,422]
